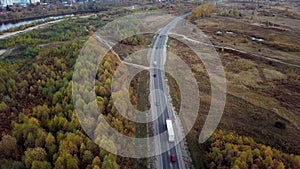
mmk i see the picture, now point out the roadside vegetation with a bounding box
[131,70,150,169]
[187,3,216,21]
[203,130,300,169]
[0,14,140,169]
[170,32,300,169]
[168,1,300,168]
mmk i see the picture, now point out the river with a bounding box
[0,14,74,32]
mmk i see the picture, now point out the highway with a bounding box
[150,14,189,169]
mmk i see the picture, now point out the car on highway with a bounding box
[153,61,157,66]
[171,154,176,163]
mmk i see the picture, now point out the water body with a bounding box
[216,30,265,42]
[249,36,264,42]
[0,14,74,32]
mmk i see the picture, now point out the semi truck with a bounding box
[166,118,175,142]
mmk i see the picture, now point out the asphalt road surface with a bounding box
[150,14,189,169]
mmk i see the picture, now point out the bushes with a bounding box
[23,147,47,168]
[265,41,300,52]
[0,13,133,169]
[187,3,216,21]
[0,135,19,159]
[0,45,134,168]
[274,121,286,129]
[204,130,300,169]
[0,102,9,112]
[0,160,24,169]
[23,45,40,58]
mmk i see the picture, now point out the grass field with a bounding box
[167,4,300,166]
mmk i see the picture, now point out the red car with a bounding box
[170,154,176,163]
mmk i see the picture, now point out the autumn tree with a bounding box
[0,135,20,159]
[102,154,119,169]
[188,3,216,21]
[204,130,300,169]
[54,153,79,169]
[31,161,52,169]
[23,147,47,168]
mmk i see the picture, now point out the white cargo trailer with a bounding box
[166,118,175,142]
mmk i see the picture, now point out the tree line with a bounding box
[203,130,300,169]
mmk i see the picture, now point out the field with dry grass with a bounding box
[167,1,300,168]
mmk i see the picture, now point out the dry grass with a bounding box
[263,68,287,81]
[166,3,300,166]
[225,58,257,73]
[266,41,300,52]
[168,36,300,162]
[227,68,262,87]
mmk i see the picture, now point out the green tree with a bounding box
[86,139,100,156]
[45,133,57,157]
[31,161,52,169]
[277,162,285,169]
[82,150,94,166]
[52,91,63,105]
[12,119,46,148]
[263,156,274,168]
[0,160,24,169]
[93,165,101,169]
[48,115,68,132]
[0,101,9,112]
[0,135,19,159]
[54,153,79,169]
[58,133,83,154]
[101,154,119,169]
[23,147,47,168]
[92,156,101,166]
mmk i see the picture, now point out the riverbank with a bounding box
[0,14,74,33]
[0,9,108,25]
[0,13,96,40]
[0,19,64,40]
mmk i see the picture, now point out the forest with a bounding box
[0,15,139,169]
[202,130,300,169]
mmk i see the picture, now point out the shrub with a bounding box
[188,3,216,21]
[0,102,9,112]
[274,121,286,129]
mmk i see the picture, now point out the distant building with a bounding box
[31,0,40,3]
[0,0,40,6]
[19,0,30,4]
[0,0,14,6]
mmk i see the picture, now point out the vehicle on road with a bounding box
[153,61,157,66]
[171,154,176,163]
[166,118,175,142]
